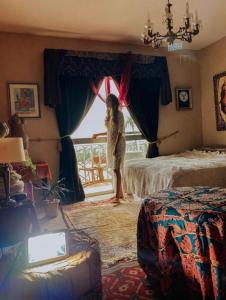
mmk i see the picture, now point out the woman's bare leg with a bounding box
[118,159,125,199]
[108,169,120,204]
[111,160,124,203]
[108,159,124,204]
[116,169,123,199]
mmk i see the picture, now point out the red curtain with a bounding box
[91,76,118,104]
[90,54,132,107]
[90,78,105,102]
[105,76,111,96]
[118,53,133,107]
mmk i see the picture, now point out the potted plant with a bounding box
[37,178,69,218]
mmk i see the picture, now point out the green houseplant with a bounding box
[37,178,69,218]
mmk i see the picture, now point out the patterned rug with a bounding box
[102,261,158,300]
[62,198,141,268]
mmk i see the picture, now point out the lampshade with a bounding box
[0,138,26,163]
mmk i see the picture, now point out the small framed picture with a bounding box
[8,83,40,118]
[175,87,192,110]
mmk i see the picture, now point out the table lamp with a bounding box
[0,137,26,206]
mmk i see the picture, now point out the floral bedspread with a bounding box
[137,187,226,299]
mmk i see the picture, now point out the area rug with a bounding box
[102,261,158,300]
[62,198,141,268]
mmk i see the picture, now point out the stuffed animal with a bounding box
[9,114,29,150]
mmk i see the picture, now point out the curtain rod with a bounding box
[65,50,156,64]
[149,130,179,145]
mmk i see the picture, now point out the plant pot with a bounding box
[43,198,60,218]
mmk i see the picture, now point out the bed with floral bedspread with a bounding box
[137,187,226,299]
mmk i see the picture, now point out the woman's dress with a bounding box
[106,111,126,170]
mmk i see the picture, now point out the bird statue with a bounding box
[0,121,9,138]
[9,114,29,150]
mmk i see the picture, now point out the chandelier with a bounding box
[141,0,201,48]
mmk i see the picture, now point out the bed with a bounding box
[124,149,226,197]
[137,186,226,298]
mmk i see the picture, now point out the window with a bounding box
[71,78,147,195]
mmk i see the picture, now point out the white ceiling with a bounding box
[0,0,226,50]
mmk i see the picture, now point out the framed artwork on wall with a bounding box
[213,71,226,131]
[8,83,40,118]
[175,87,192,110]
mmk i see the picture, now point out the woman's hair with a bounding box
[105,94,119,126]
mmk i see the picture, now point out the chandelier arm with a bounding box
[148,32,167,41]
[179,29,199,38]
[155,35,168,41]
[176,27,198,38]
[175,36,188,42]
[176,31,190,38]
[176,26,187,35]
[177,34,193,43]
[145,35,166,43]
[148,31,160,38]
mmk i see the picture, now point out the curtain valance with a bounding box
[44,48,172,107]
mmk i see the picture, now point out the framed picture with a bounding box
[213,71,226,131]
[8,83,40,118]
[175,87,192,110]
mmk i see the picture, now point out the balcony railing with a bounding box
[73,133,147,187]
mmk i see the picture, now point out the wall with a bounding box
[199,37,226,146]
[0,32,202,179]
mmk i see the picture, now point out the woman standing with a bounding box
[93,94,126,204]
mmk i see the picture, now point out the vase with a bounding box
[44,199,60,218]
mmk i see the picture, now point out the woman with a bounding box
[93,94,126,204]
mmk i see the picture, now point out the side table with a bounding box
[13,161,52,182]
[12,161,52,203]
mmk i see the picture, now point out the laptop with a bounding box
[26,230,69,267]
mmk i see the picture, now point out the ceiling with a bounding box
[0,0,226,50]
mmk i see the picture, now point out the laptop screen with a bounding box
[27,231,68,266]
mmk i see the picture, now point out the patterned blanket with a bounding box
[137,187,226,299]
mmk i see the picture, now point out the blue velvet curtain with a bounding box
[55,76,97,203]
[127,78,161,158]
